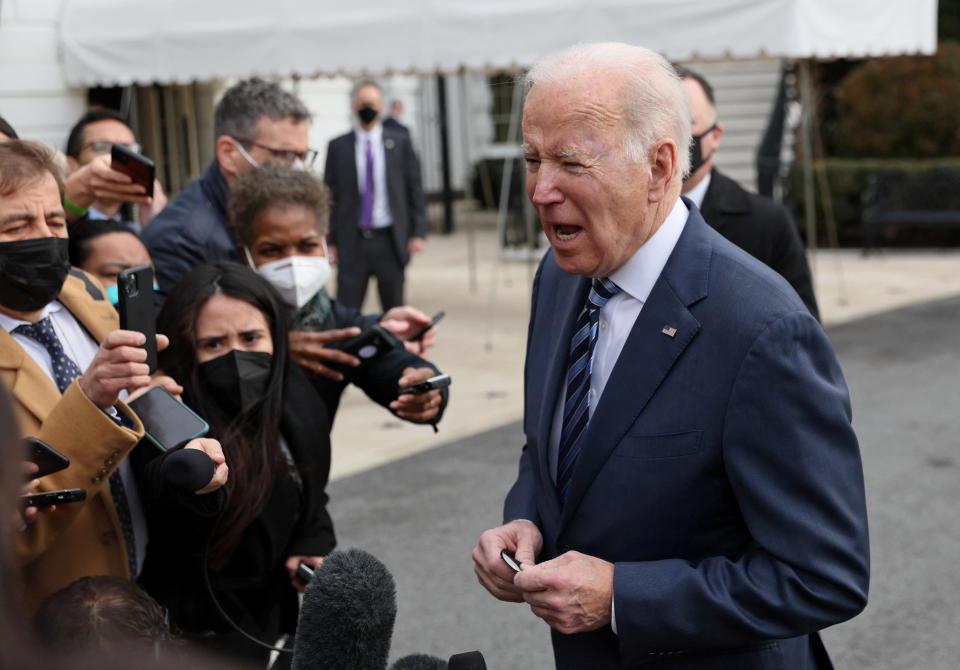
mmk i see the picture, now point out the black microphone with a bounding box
[160,447,215,492]
[447,651,486,670]
[390,654,447,670]
[292,548,397,670]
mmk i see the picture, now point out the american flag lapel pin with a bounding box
[661,325,677,338]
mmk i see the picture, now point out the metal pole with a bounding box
[436,74,454,234]
[456,71,479,294]
[798,60,818,268]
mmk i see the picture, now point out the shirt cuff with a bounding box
[611,597,618,635]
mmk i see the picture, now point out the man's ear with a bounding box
[215,135,239,183]
[647,139,679,203]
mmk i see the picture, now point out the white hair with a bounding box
[523,42,692,176]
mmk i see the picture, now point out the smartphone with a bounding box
[128,386,209,453]
[500,549,521,573]
[117,264,158,373]
[25,437,69,479]
[22,488,86,509]
[110,143,155,197]
[407,311,445,342]
[297,563,315,583]
[329,324,397,363]
[398,373,452,396]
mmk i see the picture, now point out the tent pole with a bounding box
[798,60,818,275]
[456,71,479,294]
[485,76,525,352]
[436,74,454,233]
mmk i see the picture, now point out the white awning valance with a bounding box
[61,0,938,86]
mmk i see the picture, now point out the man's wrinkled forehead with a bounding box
[522,79,628,147]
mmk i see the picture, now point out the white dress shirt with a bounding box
[548,196,689,479]
[683,171,712,210]
[545,197,688,634]
[0,301,149,577]
[354,124,394,229]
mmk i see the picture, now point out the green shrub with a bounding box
[788,158,960,247]
[829,42,960,158]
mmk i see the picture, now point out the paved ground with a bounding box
[328,210,960,481]
[327,293,960,669]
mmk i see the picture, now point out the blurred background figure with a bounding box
[228,164,447,423]
[143,78,315,297]
[382,99,411,138]
[324,80,427,311]
[64,109,168,232]
[676,66,819,319]
[33,576,172,656]
[67,219,155,306]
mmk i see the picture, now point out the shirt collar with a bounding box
[356,124,383,144]
[608,197,688,305]
[0,301,64,333]
[683,171,712,210]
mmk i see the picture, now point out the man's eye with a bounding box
[201,340,221,350]
[563,162,585,171]
[524,158,541,170]
[242,332,262,344]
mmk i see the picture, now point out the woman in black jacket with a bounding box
[138,261,333,668]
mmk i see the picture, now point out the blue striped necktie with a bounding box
[556,277,620,501]
[14,316,138,577]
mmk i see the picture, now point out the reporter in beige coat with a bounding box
[0,141,227,612]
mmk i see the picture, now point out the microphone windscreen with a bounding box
[447,651,486,670]
[160,448,215,492]
[293,548,397,670]
[390,654,447,670]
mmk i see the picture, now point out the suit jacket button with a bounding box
[105,458,116,466]
[97,467,108,476]
[91,475,102,484]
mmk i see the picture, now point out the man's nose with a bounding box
[529,169,563,207]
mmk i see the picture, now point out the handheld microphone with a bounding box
[292,548,397,670]
[447,651,486,670]
[390,654,447,670]
[159,447,215,492]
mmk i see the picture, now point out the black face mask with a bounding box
[357,106,379,125]
[198,350,273,416]
[685,123,718,180]
[0,237,70,312]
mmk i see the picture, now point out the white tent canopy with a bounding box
[61,0,937,86]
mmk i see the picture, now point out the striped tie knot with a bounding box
[587,277,620,310]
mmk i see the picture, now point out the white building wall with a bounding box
[0,0,85,151]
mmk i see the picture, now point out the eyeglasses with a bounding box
[232,137,318,167]
[84,140,142,155]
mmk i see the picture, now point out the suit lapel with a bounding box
[0,327,60,424]
[0,273,117,426]
[559,207,712,524]
[535,274,590,503]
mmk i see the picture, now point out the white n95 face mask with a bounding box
[245,249,331,308]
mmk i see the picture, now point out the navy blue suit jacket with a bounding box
[504,203,869,669]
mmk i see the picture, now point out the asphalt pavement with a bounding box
[327,294,960,669]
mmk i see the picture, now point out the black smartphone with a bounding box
[501,549,521,573]
[25,437,69,479]
[128,386,209,453]
[406,310,445,342]
[22,488,86,509]
[398,373,452,396]
[329,324,397,364]
[117,264,158,373]
[297,563,315,583]
[110,143,155,197]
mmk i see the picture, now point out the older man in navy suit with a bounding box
[472,43,869,669]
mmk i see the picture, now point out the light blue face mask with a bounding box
[106,282,160,306]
